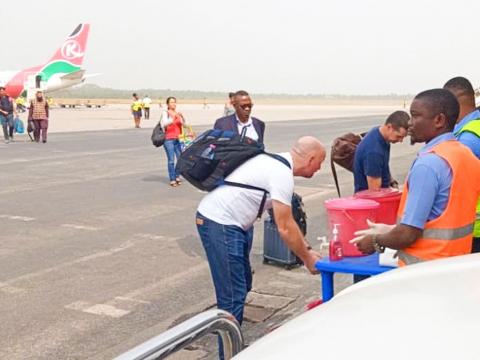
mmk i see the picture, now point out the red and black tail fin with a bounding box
[47,23,90,67]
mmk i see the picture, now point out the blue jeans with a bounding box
[163,139,182,181]
[0,113,14,140]
[196,212,254,323]
[196,212,253,359]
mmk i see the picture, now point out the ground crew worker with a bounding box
[351,89,480,266]
[15,96,26,112]
[142,95,152,120]
[131,93,143,128]
[443,77,480,253]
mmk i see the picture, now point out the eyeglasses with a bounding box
[239,103,253,110]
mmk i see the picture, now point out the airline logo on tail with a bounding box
[0,23,90,98]
[61,40,85,60]
[40,23,90,82]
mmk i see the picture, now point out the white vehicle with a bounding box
[234,253,480,360]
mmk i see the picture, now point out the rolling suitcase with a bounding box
[263,193,306,269]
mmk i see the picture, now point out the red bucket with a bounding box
[324,198,379,257]
[354,189,402,225]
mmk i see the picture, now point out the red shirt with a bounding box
[165,112,183,140]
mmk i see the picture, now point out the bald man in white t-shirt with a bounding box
[196,136,326,330]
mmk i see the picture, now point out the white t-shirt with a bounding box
[236,115,259,141]
[197,152,294,230]
[142,97,152,107]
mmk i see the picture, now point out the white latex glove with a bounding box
[350,220,395,244]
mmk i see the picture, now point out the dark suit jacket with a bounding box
[213,114,266,145]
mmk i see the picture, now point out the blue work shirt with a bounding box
[453,109,480,159]
[353,127,391,193]
[400,133,455,230]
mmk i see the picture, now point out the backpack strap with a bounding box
[264,153,291,169]
[222,153,292,220]
[331,156,341,197]
[223,181,269,219]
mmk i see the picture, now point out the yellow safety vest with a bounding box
[456,119,480,237]
[132,100,142,112]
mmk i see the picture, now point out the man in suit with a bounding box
[214,90,266,145]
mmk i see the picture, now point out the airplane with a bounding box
[0,23,91,100]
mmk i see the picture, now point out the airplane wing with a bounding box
[60,69,85,80]
[82,73,101,79]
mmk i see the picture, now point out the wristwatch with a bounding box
[372,235,385,253]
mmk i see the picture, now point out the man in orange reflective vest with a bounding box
[352,88,480,266]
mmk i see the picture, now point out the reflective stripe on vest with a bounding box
[422,222,474,240]
[397,250,423,265]
[455,118,480,237]
[455,118,480,138]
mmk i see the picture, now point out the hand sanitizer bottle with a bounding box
[329,224,343,261]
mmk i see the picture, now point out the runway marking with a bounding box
[117,262,209,302]
[65,300,91,311]
[3,240,135,285]
[61,223,100,231]
[0,168,171,195]
[134,233,166,241]
[0,214,35,222]
[0,146,147,166]
[65,301,130,318]
[115,296,150,304]
[0,282,25,294]
[83,304,130,318]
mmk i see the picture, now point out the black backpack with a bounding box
[267,192,307,235]
[176,129,290,219]
[291,193,307,235]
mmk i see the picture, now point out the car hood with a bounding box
[234,253,480,360]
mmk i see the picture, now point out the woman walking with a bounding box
[161,97,184,187]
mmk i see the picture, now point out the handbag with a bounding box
[179,125,196,150]
[27,119,35,133]
[14,117,25,134]
[151,122,166,147]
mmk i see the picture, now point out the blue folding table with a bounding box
[315,253,396,302]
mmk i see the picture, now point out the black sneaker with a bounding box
[42,140,47,143]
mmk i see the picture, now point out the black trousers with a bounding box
[472,237,480,253]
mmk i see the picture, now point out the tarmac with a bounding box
[41,103,402,133]
[0,105,419,359]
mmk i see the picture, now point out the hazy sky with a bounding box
[2,0,479,95]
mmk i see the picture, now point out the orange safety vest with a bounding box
[397,140,480,266]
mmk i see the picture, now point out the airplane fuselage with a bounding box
[0,23,90,99]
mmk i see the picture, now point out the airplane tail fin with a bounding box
[47,23,90,67]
